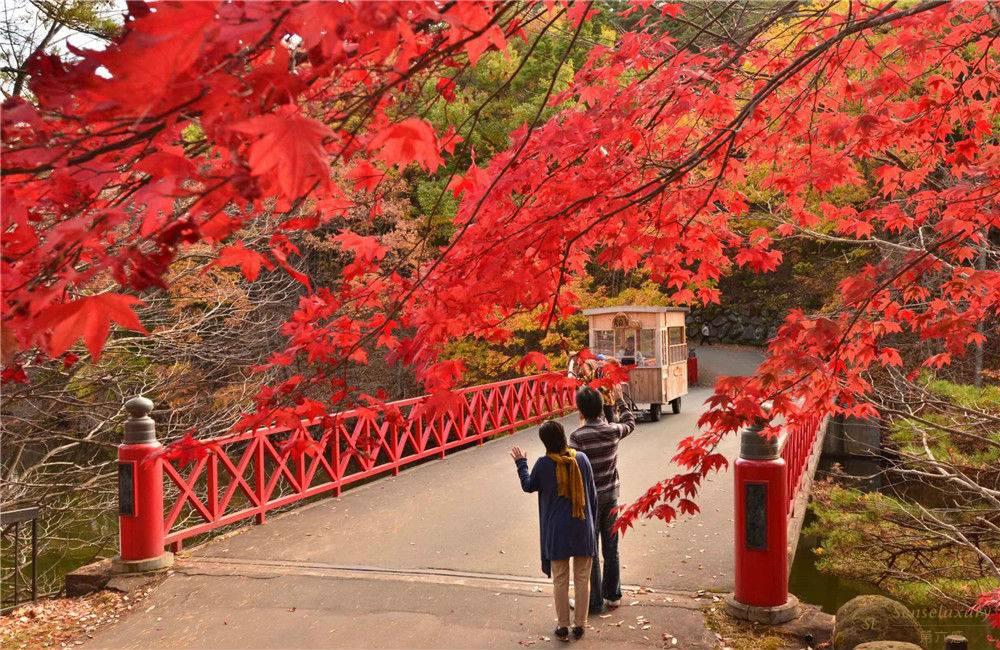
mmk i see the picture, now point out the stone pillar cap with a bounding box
[740,402,779,460]
[124,396,157,445]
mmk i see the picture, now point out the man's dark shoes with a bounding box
[554,627,570,642]
[572,626,585,640]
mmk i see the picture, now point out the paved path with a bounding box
[90,347,764,649]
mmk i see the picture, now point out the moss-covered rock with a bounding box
[855,643,923,650]
[833,595,923,649]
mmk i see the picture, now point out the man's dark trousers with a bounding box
[589,500,622,614]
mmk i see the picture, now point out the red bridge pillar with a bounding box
[725,414,799,624]
[116,396,174,573]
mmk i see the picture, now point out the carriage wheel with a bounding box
[671,397,682,414]
[649,403,661,422]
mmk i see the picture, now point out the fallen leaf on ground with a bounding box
[0,586,161,650]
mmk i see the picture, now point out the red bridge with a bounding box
[156,375,576,551]
[97,348,828,648]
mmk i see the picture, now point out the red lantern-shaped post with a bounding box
[116,396,174,572]
[725,409,799,624]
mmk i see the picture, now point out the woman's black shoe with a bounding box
[554,627,570,642]
[572,626,585,640]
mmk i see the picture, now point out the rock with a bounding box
[855,642,923,650]
[833,596,923,650]
[775,601,835,647]
[65,557,115,596]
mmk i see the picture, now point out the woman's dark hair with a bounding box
[575,386,604,420]
[539,420,567,453]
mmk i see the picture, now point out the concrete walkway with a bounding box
[89,347,764,649]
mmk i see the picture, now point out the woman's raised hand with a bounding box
[510,446,527,461]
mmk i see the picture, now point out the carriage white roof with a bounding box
[581,305,689,316]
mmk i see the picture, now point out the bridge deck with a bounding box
[89,348,773,649]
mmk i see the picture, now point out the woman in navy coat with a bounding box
[512,420,599,641]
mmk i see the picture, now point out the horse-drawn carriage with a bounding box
[569,306,689,421]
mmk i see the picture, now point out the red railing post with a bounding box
[391,421,401,475]
[207,452,219,521]
[116,396,174,572]
[725,413,799,624]
[254,437,266,525]
[331,424,342,497]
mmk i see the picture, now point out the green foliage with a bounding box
[579,279,671,308]
[808,378,1000,610]
[808,478,999,609]
[45,0,120,37]
[415,15,603,240]
[444,309,583,385]
[924,376,1000,411]
[889,377,1000,468]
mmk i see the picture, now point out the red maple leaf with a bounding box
[213,241,274,281]
[280,430,323,458]
[440,126,464,154]
[383,403,406,428]
[346,160,384,192]
[232,105,333,199]
[34,294,147,361]
[159,429,209,469]
[448,162,490,198]
[412,389,466,421]
[677,499,700,516]
[517,351,550,374]
[369,118,444,172]
[436,77,457,102]
[1,365,28,384]
[333,231,387,263]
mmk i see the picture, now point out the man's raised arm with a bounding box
[614,397,635,439]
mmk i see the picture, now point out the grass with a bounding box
[704,605,796,650]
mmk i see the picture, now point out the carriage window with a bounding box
[666,326,687,364]
[616,330,637,358]
[594,330,615,357]
[639,330,656,365]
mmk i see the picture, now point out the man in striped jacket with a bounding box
[569,386,635,615]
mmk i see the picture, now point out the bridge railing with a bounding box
[779,412,824,517]
[155,374,574,551]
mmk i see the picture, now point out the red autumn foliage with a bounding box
[157,429,210,469]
